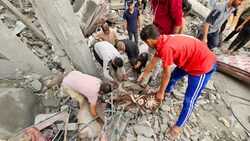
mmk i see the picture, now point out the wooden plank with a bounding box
[0,0,46,41]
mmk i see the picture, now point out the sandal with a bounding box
[165,128,180,141]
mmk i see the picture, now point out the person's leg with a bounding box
[224,18,244,42]
[134,32,139,44]
[93,48,103,67]
[128,32,133,41]
[233,29,250,52]
[220,19,228,34]
[165,67,188,94]
[176,63,216,128]
[207,30,219,50]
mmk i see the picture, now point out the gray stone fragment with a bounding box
[43,98,61,108]
[126,133,135,141]
[206,80,215,90]
[55,49,66,57]
[137,120,151,127]
[183,125,194,138]
[29,79,42,92]
[202,104,213,111]
[137,135,154,141]
[160,124,168,133]
[209,93,216,102]
[0,88,40,139]
[163,98,173,106]
[134,125,154,137]
[161,105,171,112]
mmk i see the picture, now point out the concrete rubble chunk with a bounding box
[34,113,57,124]
[218,116,230,128]
[161,105,171,112]
[126,133,135,141]
[43,98,61,108]
[160,124,168,133]
[137,120,151,127]
[134,125,154,137]
[206,80,215,90]
[202,104,213,111]
[209,93,216,102]
[163,98,173,106]
[137,135,154,141]
[29,79,42,92]
[0,88,40,139]
[56,123,78,131]
[183,125,194,138]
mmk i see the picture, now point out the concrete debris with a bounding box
[202,104,213,111]
[206,80,215,90]
[137,135,154,141]
[133,125,154,138]
[29,79,42,92]
[126,133,135,141]
[12,20,26,34]
[183,125,194,138]
[161,105,171,112]
[218,116,230,128]
[137,120,151,127]
[42,98,61,108]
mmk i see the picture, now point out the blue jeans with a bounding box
[197,29,219,50]
[165,63,217,127]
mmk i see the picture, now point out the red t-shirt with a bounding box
[154,35,217,75]
[152,0,182,35]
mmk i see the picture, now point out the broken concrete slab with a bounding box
[133,125,154,138]
[42,98,61,108]
[0,88,40,140]
[29,79,42,92]
[31,0,97,75]
[137,135,154,141]
[0,20,51,77]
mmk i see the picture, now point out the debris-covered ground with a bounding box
[0,0,250,141]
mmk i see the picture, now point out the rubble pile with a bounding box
[0,0,249,141]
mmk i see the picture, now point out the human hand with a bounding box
[124,30,128,35]
[156,91,164,101]
[236,25,243,32]
[137,74,144,84]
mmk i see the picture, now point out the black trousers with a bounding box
[224,18,245,42]
[228,28,250,51]
[128,32,138,45]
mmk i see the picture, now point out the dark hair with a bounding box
[140,24,160,41]
[114,57,123,67]
[99,83,112,94]
[130,58,138,66]
[101,23,109,31]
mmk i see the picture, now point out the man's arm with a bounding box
[202,22,210,44]
[103,63,119,85]
[169,0,182,34]
[89,103,104,128]
[123,19,128,35]
[120,66,129,81]
[137,57,158,82]
[156,65,171,100]
[237,15,250,31]
[138,15,141,31]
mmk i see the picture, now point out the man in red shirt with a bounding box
[151,0,182,34]
[138,24,217,140]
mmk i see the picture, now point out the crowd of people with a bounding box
[63,0,249,140]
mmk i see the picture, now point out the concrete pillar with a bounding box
[0,20,51,77]
[31,0,98,76]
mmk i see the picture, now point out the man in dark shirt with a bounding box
[115,39,140,63]
[123,2,141,44]
[130,52,148,75]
